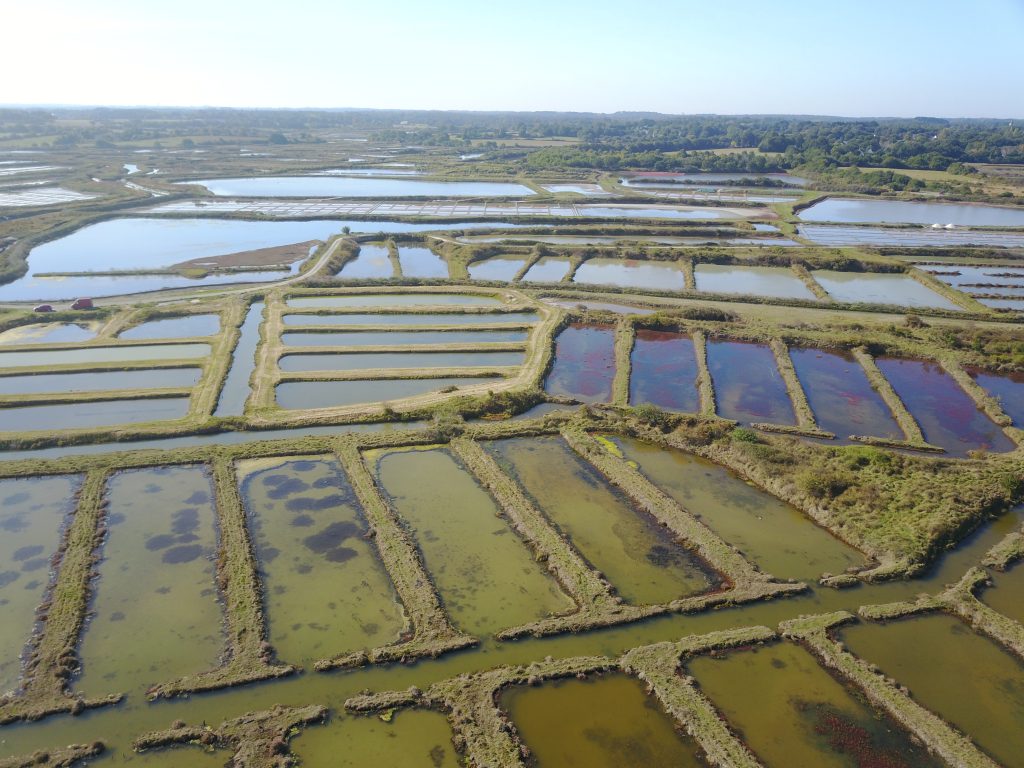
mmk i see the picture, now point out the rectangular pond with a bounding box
[118,315,221,340]
[0,368,201,396]
[374,447,571,635]
[488,437,718,605]
[397,247,449,279]
[789,348,902,439]
[1,397,190,432]
[281,329,528,347]
[612,437,862,582]
[695,264,816,300]
[279,350,523,372]
[275,377,500,409]
[77,466,222,697]
[799,198,1024,227]
[981,557,1024,626]
[292,709,460,768]
[706,339,796,425]
[811,271,960,310]
[467,255,528,281]
[287,294,501,308]
[0,343,210,369]
[840,614,1024,767]
[239,456,405,665]
[283,312,536,327]
[0,475,79,696]
[186,177,536,197]
[544,323,615,403]
[520,257,571,283]
[500,673,705,768]
[336,244,394,279]
[573,258,685,291]
[799,224,1024,249]
[0,323,96,346]
[687,642,942,768]
[876,357,1015,457]
[214,302,262,418]
[628,330,701,412]
[968,368,1024,427]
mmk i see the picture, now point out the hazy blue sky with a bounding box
[7,0,1023,116]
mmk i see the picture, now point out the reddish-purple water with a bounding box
[968,368,1024,428]
[790,347,902,440]
[629,330,701,413]
[544,323,615,403]
[706,340,795,425]
[877,358,1015,457]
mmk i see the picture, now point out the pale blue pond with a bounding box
[187,177,535,197]
[799,199,1024,227]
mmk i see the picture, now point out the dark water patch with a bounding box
[19,558,47,572]
[184,490,209,505]
[2,492,30,506]
[161,544,205,564]
[707,339,795,425]
[303,521,362,555]
[0,571,19,588]
[12,545,44,562]
[790,347,902,440]
[145,534,175,551]
[171,508,200,535]
[877,358,1014,457]
[286,493,349,512]
[544,323,615,403]
[266,477,311,499]
[290,514,315,527]
[629,330,700,412]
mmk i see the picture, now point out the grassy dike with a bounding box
[148,456,295,698]
[0,742,104,768]
[0,470,122,724]
[344,625,776,768]
[134,704,327,767]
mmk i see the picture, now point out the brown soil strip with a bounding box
[768,338,818,431]
[172,241,319,270]
[0,742,104,768]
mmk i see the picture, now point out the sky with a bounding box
[4,0,1024,117]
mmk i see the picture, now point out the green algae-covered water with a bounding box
[501,673,705,767]
[688,641,943,768]
[239,456,406,666]
[374,446,572,635]
[488,436,717,605]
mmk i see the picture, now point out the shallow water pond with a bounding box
[284,313,536,328]
[467,255,528,281]
[287,294,501,308]
[279,351,523,373]
[337,245,395,279]
[789,348,902,439]
[574,258,685,291]
[1,397,190,432]
[799,198,1024,227]
[239,457,405,665]
[488,437,716,605]
[543,299,656,315]
[543,323,615,403]
[292,709,460,768]
[281,329,527,347]
[840,614,1024,767]
[811,271,960,310]
[520,257,571,283]
[969,368,1024,427]
[628,330,700,412]
[688,642,942,768]
[77,467,222,698]
[876,357,1015,457]
[188,177,536,198]
[398,247,449,279]
[501,673,704,768]
[695,264,816,300]
[214,302,262,417]
[0,323,95,346]
[706,340,795,425]
[276,378,499,409]
[981,560,1024,626]
[0,343,209,369]
[0,368,201,396]
[612,437,862,581]
[375,448,571,635]
[0,475,79,695]
[119,315,221,340]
